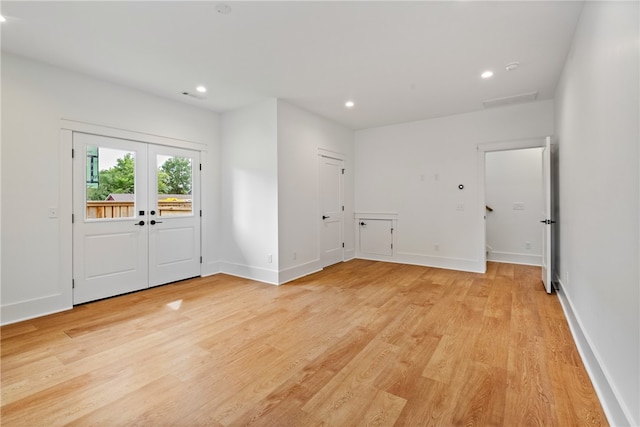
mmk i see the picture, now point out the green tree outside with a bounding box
[159,157,192,195]
[87,153,135,200]
[87,154,192,200]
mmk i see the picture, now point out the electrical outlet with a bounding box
[456,203,465,211]
[293,251,297,260]
[434,244,439,251]
[267,254,272,263]
[525,241,531,250]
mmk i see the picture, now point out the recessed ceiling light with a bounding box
[481,70,494,79]
[0,16,6,23]
[196,85,207,93]
[505,62,520,71]
[345,101,355,108]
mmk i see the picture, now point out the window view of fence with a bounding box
[85,147,193,219]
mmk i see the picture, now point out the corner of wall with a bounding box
[277,259,323,285]
[219,261,279,286]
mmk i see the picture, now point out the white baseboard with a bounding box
[344,248,356,261]
[278,259,322,284]
[201,260,222,277]
[555,276,634,427]
[1,294,72,326]
[487,251,541,266]
[219,261,279,285]
[356,251,484,273]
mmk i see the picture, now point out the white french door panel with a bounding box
[73,133,148,304]
[319,155,344,268]
[148,145,200,287]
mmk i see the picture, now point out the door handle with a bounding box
[135,220,145,226]
[540,219,556,224]
[150,220,163,225]
[360,221,366,226]
[322,215,330,220]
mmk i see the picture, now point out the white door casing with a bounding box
[319,155,344,268]
[73,132,201,304]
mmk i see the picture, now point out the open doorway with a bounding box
[485,147,544,266]
[478,137,554,293]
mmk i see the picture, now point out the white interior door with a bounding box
[148,145,200,286]
[541,137,553,293]
[73,133,149,304]
[73,133,201,304]
[319,155,344,267]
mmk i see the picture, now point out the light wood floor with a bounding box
[1,260,607,426]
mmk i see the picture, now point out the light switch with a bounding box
[48,207,58,218]
[513,202,525,210]
[456,203,465,211]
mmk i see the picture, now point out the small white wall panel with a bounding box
[359,219,393,256]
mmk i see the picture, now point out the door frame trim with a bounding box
[476,136,550,273]
[60,120,207,305]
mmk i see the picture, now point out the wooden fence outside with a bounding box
[86,201,192,219]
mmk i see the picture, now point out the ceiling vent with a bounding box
[182,91,207,100]
[483,91,538,108]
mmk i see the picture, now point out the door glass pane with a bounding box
[86,146,136,219]
[157,155,192,217]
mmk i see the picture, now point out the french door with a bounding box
[72,132,200,304]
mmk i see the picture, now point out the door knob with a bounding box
[135,220,145,226]
[322,215,330,220]
[150,210,156,215]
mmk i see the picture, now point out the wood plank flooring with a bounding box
[1,260,607,426]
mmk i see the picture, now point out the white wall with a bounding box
[1,53,221,324]
[1,53,353,323]
[277,100,355,282]
[555,2,639,425]
[355,100,554,272]
[485,148,543,266]
[219,99,355,285]
[220,99,279,284]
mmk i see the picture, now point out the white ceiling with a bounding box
[1,1,584,130]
